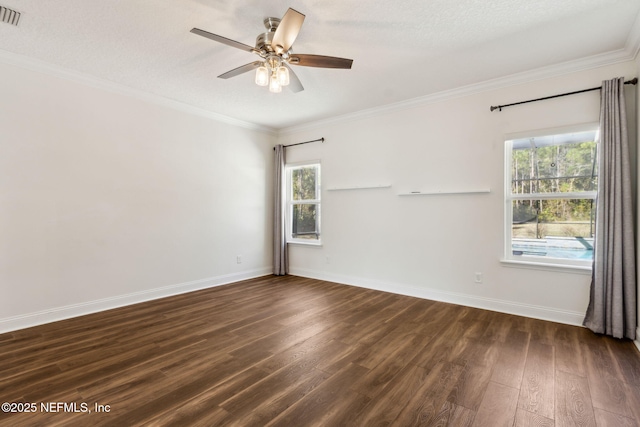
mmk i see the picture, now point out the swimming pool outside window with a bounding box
[504,126,598,269]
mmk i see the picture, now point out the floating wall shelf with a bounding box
[397,188,491,196]
[327,184,392,191]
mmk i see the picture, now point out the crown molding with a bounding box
[2,37,636,138]
[279,48,636,136]
[0,49,277,135]
[626,8,640,61]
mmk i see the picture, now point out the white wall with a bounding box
[281,61,638,325]
[0,59,275,332]
[2,54,637,333]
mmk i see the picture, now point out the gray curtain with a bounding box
[273,145,288,275]
[583,77,636,339]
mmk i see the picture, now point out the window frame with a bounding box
[503,124,599,270]
[285,161,322,246]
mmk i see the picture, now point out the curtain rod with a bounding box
[274,137,324,150]
[490,78,638,112]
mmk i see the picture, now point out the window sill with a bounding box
[500,259,592,275]
[287,240,323,247]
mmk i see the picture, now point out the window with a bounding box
[504,126,598,268]
[286,162,321,244]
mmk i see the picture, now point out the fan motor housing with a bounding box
[256,17,281,52]
[255,31,275,52]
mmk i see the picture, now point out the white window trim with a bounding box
[499,258,592,275]
[286,161,322,246]
[503,124,598,270]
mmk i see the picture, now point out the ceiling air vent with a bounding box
[0,5,20,26]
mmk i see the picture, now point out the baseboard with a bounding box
[0,268,271,334]
[289,267,585,326]
[635,327,640,352]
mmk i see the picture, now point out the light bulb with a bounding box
[276,66,290,86]
[269,76,282,93]
[255,66,269,86]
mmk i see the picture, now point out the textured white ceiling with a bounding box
[0,0,639,130]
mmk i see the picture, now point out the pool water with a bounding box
[512,245,593,260]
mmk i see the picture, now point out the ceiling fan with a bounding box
[190,8,353,93]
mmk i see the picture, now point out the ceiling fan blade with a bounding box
[289,54,353,69]
[217,61,264,79]
[272,8,305,53]
[190,28,255,53]
[283,63,304,93]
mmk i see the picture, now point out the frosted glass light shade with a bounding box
[269,76,282,93]
[255,66,269,86]
[276,66,289,86]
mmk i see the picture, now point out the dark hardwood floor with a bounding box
[1,275,639,426]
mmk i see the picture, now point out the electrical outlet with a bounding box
[326,256,330,264]
[474,272,483,283]
[236,256,242,264]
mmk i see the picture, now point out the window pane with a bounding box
[511,140,597,194]
[511,199,594,260]
[292,204,319,240]
[292,166,317,200]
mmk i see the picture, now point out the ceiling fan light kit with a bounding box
[254,59,289,92]
[191,7,353,93]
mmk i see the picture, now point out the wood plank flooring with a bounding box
[1,275,639,426]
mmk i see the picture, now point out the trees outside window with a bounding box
[286,162,321,244]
